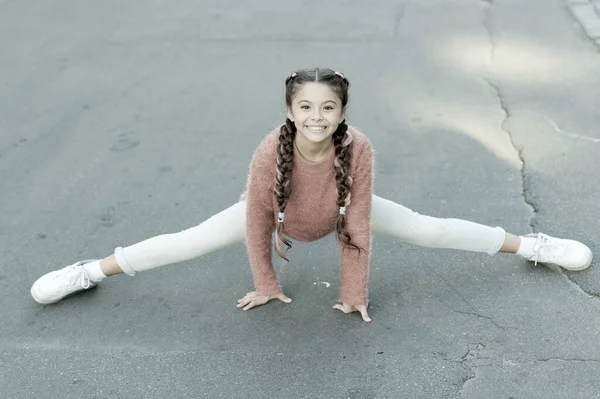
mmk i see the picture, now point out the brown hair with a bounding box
[274,67,361,261]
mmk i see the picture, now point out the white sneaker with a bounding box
[523,233,593,271]
[30,260,99,304]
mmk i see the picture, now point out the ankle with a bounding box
[99,255,124,276]
[500,233,521,253]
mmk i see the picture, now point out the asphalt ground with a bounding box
[1,1,600,398]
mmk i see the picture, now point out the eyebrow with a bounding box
[297,100,338,105]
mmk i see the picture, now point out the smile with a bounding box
[305,126,327,132]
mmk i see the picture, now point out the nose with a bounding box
[311,109,323,121]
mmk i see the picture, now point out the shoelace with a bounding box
[59,265,91,289]
[79,268,91,289]
[532,234,563,266]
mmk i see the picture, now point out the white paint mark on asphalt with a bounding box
[524,110,600,144]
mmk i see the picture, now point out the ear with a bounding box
[286,106,294,122]
[340,106,347,122]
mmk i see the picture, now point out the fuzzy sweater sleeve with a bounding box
[339,141,374,307]
[245,135,282,296]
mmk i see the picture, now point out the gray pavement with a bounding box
[1,0,600,398]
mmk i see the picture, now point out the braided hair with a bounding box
[274,68,361,261]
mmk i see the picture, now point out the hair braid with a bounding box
[273,118,296,261]
[332,122,362,253]
[273,67,354,261]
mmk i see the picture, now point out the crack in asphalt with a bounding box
[452,310,520,331]
[453,355,600,396]
[482,0,600,306]
[482,79,538,233]
[456,370,477,397]
[535,357,600,363]
[481,6,598,307]
[392,3,407,38]
[480,1,537,232]
[565,0,600,48]
[558,267,600,299]
[454,344,486,396]
[481,0,496,62]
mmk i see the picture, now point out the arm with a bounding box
[339,143,374,308]
[244,141,282,296]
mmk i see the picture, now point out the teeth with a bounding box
[306,126,326,132]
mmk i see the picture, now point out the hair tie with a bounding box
[339,206,347,215]
[334,71,345,79]
[278,212,285,223]
[290,72,297,78]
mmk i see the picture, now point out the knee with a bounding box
[408,214,451,246]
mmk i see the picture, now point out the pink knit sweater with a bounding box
[242,125,374,307]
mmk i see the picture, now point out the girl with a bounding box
[30,68,593,323]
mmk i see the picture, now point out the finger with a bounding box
[237,296,250,304]
[237,292,256,303]
[333,304,350,313]
[275,293,292,303]
[243,302,256,311]
[357,307,371,323]
[236,298,252,308]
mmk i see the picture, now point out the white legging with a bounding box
[114,195,506,276]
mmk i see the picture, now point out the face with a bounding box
[286,82,346,145]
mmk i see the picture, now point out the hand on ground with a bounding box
[333,302,371,323]
[236,291,292,311]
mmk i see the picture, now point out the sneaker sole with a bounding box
[543,248,593,272]
[30,280,97,305]
[561,249,593,272]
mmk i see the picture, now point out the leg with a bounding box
[370,194,592,270]
[31,201,248,304]
[370,194,506,255]
[113,200,247,275]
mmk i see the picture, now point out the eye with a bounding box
[324,106,334,110]
[300,105,310,110]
